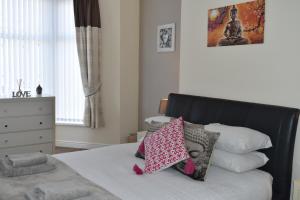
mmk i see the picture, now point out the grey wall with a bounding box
[139,0,181,129]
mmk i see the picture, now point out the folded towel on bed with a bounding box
[25,193,93,200]
[25,180,91,200]
[0,158,56,177]
[7,152,48,167]
[75,195,97,200]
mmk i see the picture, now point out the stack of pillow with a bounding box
[135,116,272,180]
[205,123,272,173]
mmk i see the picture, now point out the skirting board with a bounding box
[56,140,110,150]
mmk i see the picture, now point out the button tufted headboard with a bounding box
[165,93,300,200]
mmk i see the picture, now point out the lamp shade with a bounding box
[159,98,168,114]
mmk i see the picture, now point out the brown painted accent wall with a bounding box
[139,0,181,129]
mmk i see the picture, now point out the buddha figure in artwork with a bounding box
[218,5,249,46]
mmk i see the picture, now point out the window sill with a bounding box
[56,122,86,127]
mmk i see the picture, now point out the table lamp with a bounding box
[159,98,168,114]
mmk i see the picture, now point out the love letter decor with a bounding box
[12,79,31,98]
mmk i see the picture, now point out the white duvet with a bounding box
[54,143,272,200]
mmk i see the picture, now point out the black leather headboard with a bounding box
[165,93,300,200]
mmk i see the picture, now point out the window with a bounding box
[0,0,85,125]
[54,0,85,125]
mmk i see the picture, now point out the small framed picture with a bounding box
[157,23,175,52]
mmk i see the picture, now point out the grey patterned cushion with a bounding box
[146,121,168,133]
[174,122,220,181]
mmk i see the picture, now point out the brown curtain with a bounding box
[73,0,104,128]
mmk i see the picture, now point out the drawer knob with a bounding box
[5,155,8,158]
[39,122,43,125]
[4,140,8,143]
[40,150,43,153]
[39,136,43,139]
[4,124,8,128]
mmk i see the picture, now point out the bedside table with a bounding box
[127,133,137,143]
[294,180,300,200]
[127,131,147,143]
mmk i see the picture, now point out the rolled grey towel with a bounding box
[0,158,14,172]
[0,158,56,177]
[8,152,48,167]
[29,180,91,200]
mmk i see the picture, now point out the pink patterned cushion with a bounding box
[144,117,190,174]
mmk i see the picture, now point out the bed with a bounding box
[56,93,300,200]
[55,143,272,200]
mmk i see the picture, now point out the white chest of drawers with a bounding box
[0,96,55,157]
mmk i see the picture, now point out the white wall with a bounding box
[180,0,300,180]
[120,0,140,143]
[56,0,139,147]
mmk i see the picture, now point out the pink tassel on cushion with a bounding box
[133,164,144,175]
[184,158,196,175]
[138,141,145,155]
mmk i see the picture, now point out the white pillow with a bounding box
[212,149,269,173]
[204,123,272,154]
[137,131,147,142]
[144,116,172,124]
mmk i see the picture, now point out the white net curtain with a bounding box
[0,0,85,125]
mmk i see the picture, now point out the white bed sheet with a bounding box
[54,143,272,200]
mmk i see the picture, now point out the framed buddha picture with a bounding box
[207,0,265,47]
